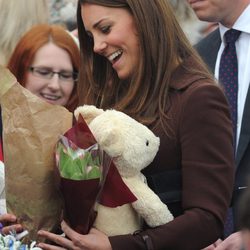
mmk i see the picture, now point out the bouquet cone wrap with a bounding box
[0,66,72,241]
[55,116,112,234]
[55,114,138,235]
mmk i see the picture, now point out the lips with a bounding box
[40,93,61,101]
[107,49,123,64]
[188,0,206,11]
[189,0,201,4]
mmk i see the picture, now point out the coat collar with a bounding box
[169,57,207,91]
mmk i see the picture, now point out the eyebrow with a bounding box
[85,18,108,35]
[93,18,107,28]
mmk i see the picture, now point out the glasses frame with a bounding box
[29,66,78,83]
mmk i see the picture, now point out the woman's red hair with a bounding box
[7,24,80,112]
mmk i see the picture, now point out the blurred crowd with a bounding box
[47,0,78,31]
[0,0,78,66]
[169,0,218,44]
[0,0,215,66]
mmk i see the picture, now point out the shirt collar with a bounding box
[219,3,250,40]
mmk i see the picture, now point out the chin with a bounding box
[194,11,212,22]
[45,99,61,106]
[117,70,132,80]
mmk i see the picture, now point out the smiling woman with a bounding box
[7,24,80,112]
[34,0,234,250]
[82,3,139,80]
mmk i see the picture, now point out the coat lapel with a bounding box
[195,29,221,74]
[196,29,250,169]
[236,85,250,167]
[206,30,221,74]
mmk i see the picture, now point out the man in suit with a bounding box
[187,0,250,249]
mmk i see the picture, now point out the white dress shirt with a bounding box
[215,4,250,150]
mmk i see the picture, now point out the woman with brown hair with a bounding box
[3,1,235,249]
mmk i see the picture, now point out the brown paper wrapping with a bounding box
[0,66,73,241]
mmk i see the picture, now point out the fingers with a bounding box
[0,213,23,235]
[1,224,23,235]
[0,213,17,224]
[201,239,223,250]
[201,244,216,250]
[61,220,76,234]
[61,220,70,232]
[38,225,111,250]
[38,230,74,250]
[61,220,80,239]
[213,239,223,246]
[37,242,67,250]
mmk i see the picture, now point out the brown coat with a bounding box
[109,61,235,250]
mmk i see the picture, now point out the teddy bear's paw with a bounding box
[145,208,174,227]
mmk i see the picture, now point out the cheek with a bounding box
[128,27,140,56]
[130,38,140,66]
[61,84,75,98]
[25,75,43,93]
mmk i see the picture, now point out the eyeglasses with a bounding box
[29,66,78,82]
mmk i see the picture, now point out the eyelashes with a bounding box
[100,25,111,34]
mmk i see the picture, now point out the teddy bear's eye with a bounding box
[146,140,149,146]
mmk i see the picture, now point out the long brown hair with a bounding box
[77,0,213,128]
[7,24,80,112]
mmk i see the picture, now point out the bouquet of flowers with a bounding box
[55,115,112,234]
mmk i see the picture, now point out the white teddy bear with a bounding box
[74,105,173,236]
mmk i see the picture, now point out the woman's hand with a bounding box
[202,239,223,249]
[0,213,23,234]
[201,232,243,250]
[37,220,112,250]
[214,232,243,250]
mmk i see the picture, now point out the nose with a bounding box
[47,74,61,90]
[93,36,107,54]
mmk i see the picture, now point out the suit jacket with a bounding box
[109,58,235,250]
[195,28,250,229]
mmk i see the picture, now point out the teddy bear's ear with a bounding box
[95,127,123,157]
[74,105,104,124]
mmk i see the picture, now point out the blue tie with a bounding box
[219,29,241,238]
